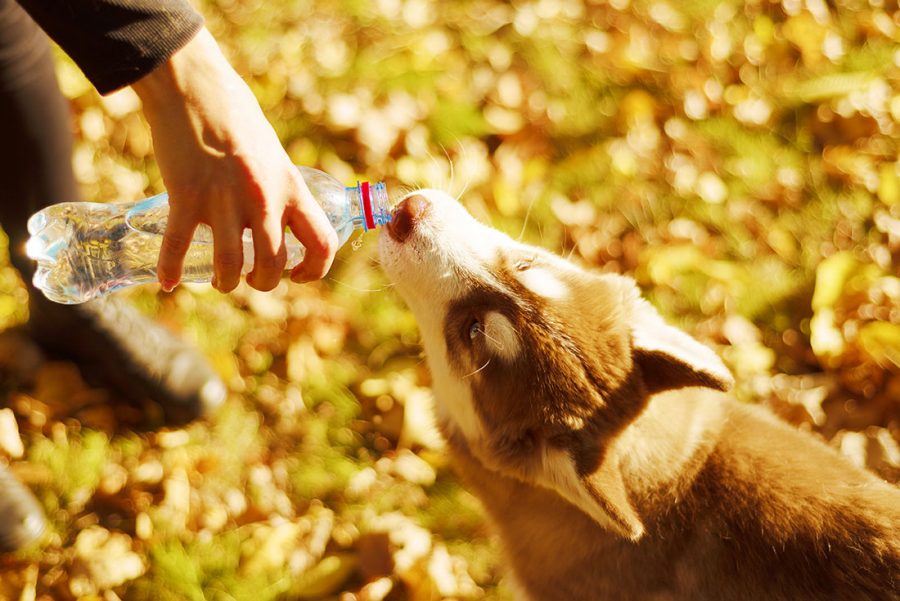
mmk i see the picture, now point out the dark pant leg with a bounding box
[0,0,80,277]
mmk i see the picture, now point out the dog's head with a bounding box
[379,191,733,539]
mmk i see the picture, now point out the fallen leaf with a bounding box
[0,408,24,458]
[69,527,146,596]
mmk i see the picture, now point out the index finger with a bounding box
[286,184,339,283]
[157,201,199,292]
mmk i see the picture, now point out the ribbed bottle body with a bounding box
[26,166,390,304]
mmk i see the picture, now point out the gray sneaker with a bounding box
[27,294,226,424]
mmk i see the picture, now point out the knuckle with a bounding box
[170,187,202,205]
[215,250,244,271]
[161,233,191,254]
[254,250,286,272]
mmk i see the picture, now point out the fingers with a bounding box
[209,208,246,293]
[158,165,337,294]
[246,213,287,292]
[157,202,198,292]
[286,196,339,283]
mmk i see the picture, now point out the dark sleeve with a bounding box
[15,0,203,94]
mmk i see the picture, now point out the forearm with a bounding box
[130,27,249,151]
[15,0,202,94]
[129,26,276,202]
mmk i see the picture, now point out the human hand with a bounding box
[131,27,338,293]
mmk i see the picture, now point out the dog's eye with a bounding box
[468,319,483,341]
[514,258,533,271]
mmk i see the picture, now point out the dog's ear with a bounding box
[539,448,644,540]
[629,294,733,394]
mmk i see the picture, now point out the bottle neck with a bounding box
[347,181,391,231]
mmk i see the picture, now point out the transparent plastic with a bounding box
[26,166,390,304]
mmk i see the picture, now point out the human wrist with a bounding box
[131,27,241,122]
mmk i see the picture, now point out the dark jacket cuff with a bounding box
[16,0,204,95]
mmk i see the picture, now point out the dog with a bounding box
[378,191,900,600]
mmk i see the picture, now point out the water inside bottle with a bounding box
[27,201,238,304]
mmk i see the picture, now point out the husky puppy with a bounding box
[378,191,900,601]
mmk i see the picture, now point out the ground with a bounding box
[0,0,898,599]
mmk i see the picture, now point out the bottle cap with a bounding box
[349,181,391,231]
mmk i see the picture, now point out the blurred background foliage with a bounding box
[0,0,898,598]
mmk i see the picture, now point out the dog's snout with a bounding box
[387,194,430,243]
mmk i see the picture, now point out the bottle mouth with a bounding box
[351,181,391,231]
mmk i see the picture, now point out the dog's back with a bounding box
[694,403,899,599]
[379,191,900,600]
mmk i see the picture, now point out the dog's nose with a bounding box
[387,194,429,243]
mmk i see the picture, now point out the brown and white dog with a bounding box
[378,191,900,601]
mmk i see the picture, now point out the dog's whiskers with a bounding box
[328,278,396,293]
[518,194,537,242]
[482,329,505,352]
[442,144,454,193]
[327,255,397,293]
[464,357,491,379]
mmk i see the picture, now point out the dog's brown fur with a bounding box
[447,400,900,600]
[379,191,900,600]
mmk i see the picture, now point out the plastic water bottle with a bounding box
[25,166,391,304]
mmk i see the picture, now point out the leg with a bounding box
[0,0,60,553]
[0,0,80,266]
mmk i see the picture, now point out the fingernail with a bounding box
[162,279,177,293]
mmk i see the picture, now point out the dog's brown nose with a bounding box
[387,194,429,243]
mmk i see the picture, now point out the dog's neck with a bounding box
[439,385,727,524]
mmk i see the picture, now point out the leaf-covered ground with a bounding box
[0,0,898,599]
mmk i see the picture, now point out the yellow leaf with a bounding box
[810,308,844,361]
[811,251,857,311]
[0,408,23,459]
[292,554,357,599]
[858,322,900,368]
[878,163,899,206]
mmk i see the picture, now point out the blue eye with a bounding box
[468,320,483,340]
